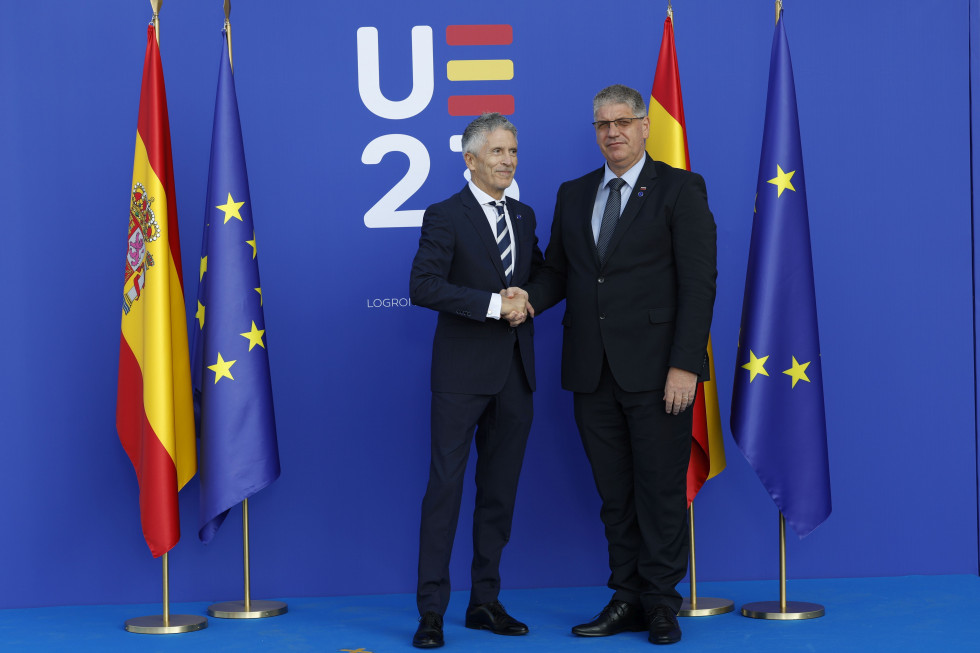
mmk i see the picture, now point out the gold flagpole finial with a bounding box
[667,0,673,20]
[223,0,234,72]
[150,0,162,44]
[776,0,783,24]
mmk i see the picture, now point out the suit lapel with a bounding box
[578,168,605,268]
[604,156,659,264]
[504,197,525,281]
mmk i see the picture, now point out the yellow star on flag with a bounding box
[240,321,266,351]
[216,193,245,224]
[255,287,263,305]
[247,231,257,259]
[207,353,236,384]
[767,165,796,197]
[196,301,205,330]
[741,350,770,382]
[783,356,811,388]
[199,255,207,281]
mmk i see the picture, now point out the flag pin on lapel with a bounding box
[638,186,646,197]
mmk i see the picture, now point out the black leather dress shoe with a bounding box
[647,605,682,645]
[412,611,444,648]
[464,601,529,635]
[572,599,646,637]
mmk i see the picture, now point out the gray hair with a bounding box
[593,84,647,120]
[461,113,517,155]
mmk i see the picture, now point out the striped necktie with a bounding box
[492,201,514,285]
[597,177,626,263]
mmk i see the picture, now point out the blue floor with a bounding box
[2,576,979,652]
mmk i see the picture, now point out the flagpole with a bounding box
[224,0,234,72]
[649,1,731,619]
[678,502,733,616]
[740,512,824,620]
[122,5,205,634]
[163,552,169,624]
[204,10,286,618]
[733,0,830,621]
[243,499,250,610]
[150,0,160,44]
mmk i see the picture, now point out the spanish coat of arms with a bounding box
[122,182,160,314]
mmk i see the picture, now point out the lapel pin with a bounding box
[638,186,646,197]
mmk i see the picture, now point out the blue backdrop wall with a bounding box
[1,0,976,609]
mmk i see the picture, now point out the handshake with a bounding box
[499,287,535,327]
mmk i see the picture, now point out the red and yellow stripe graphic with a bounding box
[446,24,512,46]
[116,25,196,558]
[445,24,515,116]
[446,59,513,81]
[448,95,515,116]
[645,16,726,505]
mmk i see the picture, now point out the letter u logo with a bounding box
[357,26,434,119]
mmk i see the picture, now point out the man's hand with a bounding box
[663,367,698,415]
[503,286,535,318]
[500,290,527,326]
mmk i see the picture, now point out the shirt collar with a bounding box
[468,181,505,207]
[602,155,645,191]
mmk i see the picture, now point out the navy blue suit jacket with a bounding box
[410,185,542,394]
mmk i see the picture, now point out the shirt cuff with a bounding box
[487,293,502,319]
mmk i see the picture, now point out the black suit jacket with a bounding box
[410,185,543,395]
[527,155,716,393]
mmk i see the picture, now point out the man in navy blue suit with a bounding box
[409,113,543,649]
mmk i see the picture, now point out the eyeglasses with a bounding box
[592,117,644,131]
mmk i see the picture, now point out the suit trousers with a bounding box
[573,357,692,613]
[417,343,533,616]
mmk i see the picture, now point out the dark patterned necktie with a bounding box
[596,177,626,263]
[493,201,514,284]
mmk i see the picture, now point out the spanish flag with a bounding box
[645,14,726,505]
[116,25,196,557]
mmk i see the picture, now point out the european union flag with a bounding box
[192,30,281,544]
[730,11,831,538]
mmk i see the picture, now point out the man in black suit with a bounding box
[519,85,716,645]
[409,113,543,649]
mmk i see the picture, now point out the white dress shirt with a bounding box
[468,182,516,320]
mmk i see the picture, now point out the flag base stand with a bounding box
[740,600,824,620]
[679,596,734,617]
[208,599,287,619]
[125,614,208,634]
[739,513,825,621]
[125,553,208,634]
[208,500,288,620]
